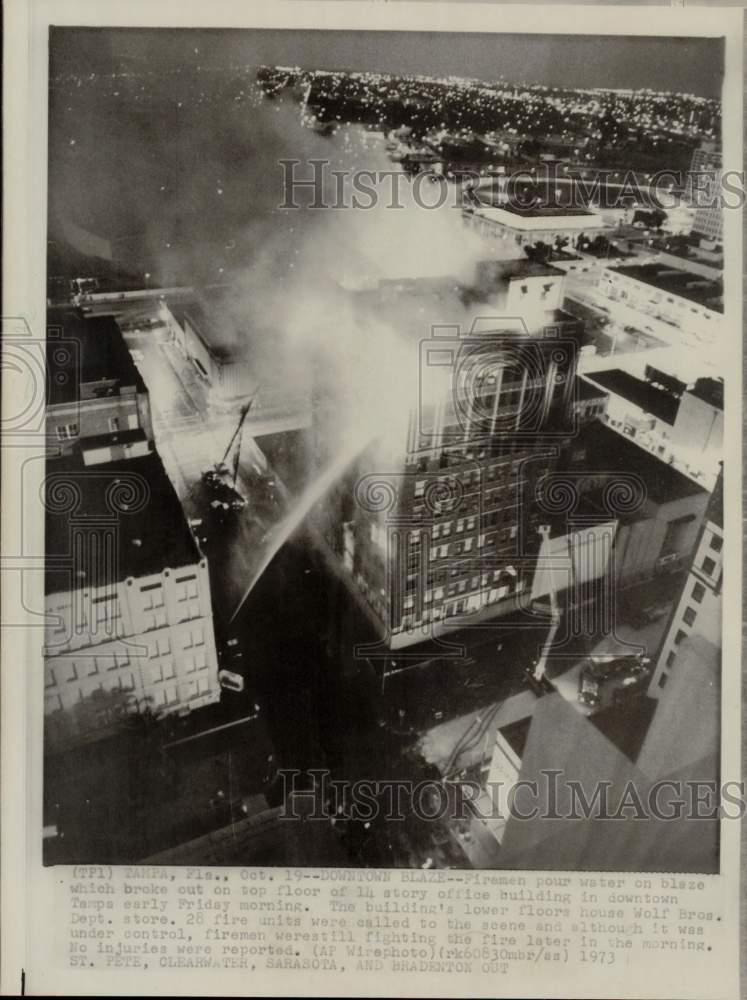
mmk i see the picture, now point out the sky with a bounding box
[50,27,724,100]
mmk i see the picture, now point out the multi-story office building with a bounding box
[44,308,221,750]
[686,142,723,245]
[44,449,221,750]
[317,261,585,651]
[649,468,723,695]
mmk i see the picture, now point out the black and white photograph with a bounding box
[39,19,731,877]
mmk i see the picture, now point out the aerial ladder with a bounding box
[201,391,259,515]
[528,524,566,691]
[529,523,651,708]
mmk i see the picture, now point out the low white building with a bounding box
[599,262,723,339]
[464,201,607,251]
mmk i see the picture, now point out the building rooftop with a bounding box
[575,376,609,402]
[472,203,604,231]
[688,376,724,412]
[585,368,680,426]
[591,695,658,763]
[45,450,202,595]
[356,265,582,344]
[474,258,566,283]
[644,365,687,399]
[498,203,596,219]
[609,262,723,313]
[179,300,236,363]
[565,422,707,505]
[47,309,146,406]
[498,716,532,760]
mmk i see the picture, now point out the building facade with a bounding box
[317,268,585,651]
[173,301,254,399]
[649,470,723,696]
[671,377,724,456]
[599,263,723,338]
[46,311,153,454]
[687,143,723,245]
[44,451,221,750]
[44,308,221,751]
[583,366,720,488]
[464,201,607,251]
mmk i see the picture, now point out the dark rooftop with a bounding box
[644,365,687,399]
[591,695,658,763]
[575,376,609,402]
[497,203,596,219]
[499,716,532,760]
[475,191,595,218]
[45,450,201,595]
[564,422,707,505]
[585,369,680,426]
[610,263,723,313]
[688,376,724,412]
[475,258,565,282]
[47,309,146,407]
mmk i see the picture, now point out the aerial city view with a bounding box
[43,29,725,872]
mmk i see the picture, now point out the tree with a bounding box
[588,234,613,257]
[524,241,553,264]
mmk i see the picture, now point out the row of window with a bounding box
[44,674,215,716]
[428,528,519,560]
[148,626,205,658]
[658,572,714,686]
[45,649,134,687]
[413,463,522,496]
[398,581,524,627]
[403,573,523,609]
[53,415,133,442]
[46,627,208,685]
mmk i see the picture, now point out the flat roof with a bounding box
[498,716,532,760]
[566,423,707,505]
[585,369,680,426]
[575,376,609,402]
[609,263,723,313]
[473,204,604,232]
[498,203,597,219]
[591,695,658,763]
[45,450,201,595]
[688,377,724,412]
[475,258,566,282]
[180,301,236,363]
[47,309,146,406]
